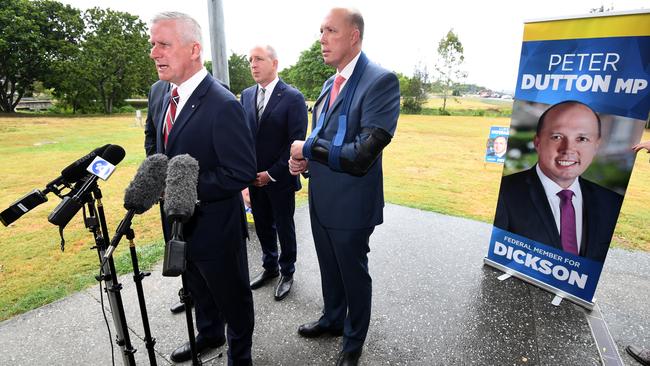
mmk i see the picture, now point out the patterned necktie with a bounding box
[557,189,578,255]
[329,75,346,108]
[164,87,179,146]
[257,87,266,122]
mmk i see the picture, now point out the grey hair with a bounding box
[252,44,278,61]
[264,45,278,61]
[347,8,364,40]
[152,12,202,45]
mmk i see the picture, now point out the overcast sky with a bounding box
[58,0,648,92]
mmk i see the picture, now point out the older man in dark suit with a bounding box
[289,8,400,366]
[149,11,256,365]
[494,101,623,262]
[240,45,307,301]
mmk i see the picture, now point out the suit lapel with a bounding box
[249,87,258,127]
[166,74,211,151]
[158,89,171,153]
[259,81,285,125]
[311,77,334,129]
[579,177,598,258]
[527,168,562,247]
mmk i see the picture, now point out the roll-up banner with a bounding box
[484,10,650,309]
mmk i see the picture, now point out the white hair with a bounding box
[152,11,202,46]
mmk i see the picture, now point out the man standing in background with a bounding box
[289,8,400,366]
[241,45,307,301]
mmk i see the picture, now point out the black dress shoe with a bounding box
[169,301,185,314]
[336,349,362,366]
[274,275,293,301]
[170,335,226,363]
[297,320,343,338]
[627,345,650,366]
[250,269,279,289]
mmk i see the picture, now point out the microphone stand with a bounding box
[126,227,158,365]
[85,185,137,366]
[172,221,201,365]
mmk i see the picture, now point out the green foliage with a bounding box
[116,105,136,113]
[52,7,156,114]
[400,66,428,114]
[204,60,213,74]
[434,29,467,112]
[228,53,255,95]
[0,0,84,112]
[280,41,335,100]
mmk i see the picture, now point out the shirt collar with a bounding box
[171,68,208,101]
[535,164,582,198]
[337,51,362,81]
[258,76,279,93]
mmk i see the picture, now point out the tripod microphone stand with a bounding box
[85,185,137,366]
[170,220,201,366]
[111,222,158,365]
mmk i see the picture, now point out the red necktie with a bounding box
[164,87,179,145]
[557,189,578,255]
[329,75,346,108]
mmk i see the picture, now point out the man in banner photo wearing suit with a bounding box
[494,100,623,263]
[240,45,307,301]
[149,12,256,365]
[289,8,400,366]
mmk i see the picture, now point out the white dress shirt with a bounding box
[536,164,584,250]
[316,51,362,119]
[169,68,209,120]
[257,76,279,113]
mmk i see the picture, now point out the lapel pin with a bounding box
[191,104,195,108]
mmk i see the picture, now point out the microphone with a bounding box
[0,144,111,227]
[47,144,112,192]
[48,145,126,228]
[162,154,199,277]
[102,154,169,262]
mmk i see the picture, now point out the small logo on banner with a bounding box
[87,157,116,180]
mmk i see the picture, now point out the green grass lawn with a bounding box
[1,113,649,321]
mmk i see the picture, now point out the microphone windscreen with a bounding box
[60,144,110,183]
[102,145,126,166]
[165,154,199,220]
[124,154,168,214]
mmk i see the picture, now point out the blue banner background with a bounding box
[487,227,603,302]
[515,36,650,120]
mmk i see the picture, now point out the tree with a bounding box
[0,0,83,112]
[228,53,254,96]
[400,66,429,114]
[435,29,466,114]
[53,8,156,114]
[279,41,335,100]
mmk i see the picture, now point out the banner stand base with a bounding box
[483,257,594,311]
[497,273,512,281]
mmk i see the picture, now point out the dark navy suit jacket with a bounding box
[155,74,257,261]
[144,80,169,157]
[307,61,400,230]
[494,167,623,262]
[240,79,307,192]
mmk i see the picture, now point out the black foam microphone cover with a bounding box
[60,144,111,183]
[101,144,126,166]
[164,154,199,221]
[48,144,125,228]
[124,154,168,214]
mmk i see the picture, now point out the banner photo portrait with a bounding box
[484,10,650,309]
[485,126,509,163]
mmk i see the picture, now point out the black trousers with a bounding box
[249,186,297,276]
[185,237,254,365]
[310,211,374,352]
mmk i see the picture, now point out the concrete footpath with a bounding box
[1,204,648,365]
